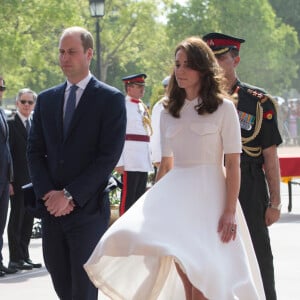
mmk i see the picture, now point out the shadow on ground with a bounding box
[277,213,300,224]
[0,267,48,284]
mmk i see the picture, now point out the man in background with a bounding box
[115,73,153,215]
[7,88,42,271]
[203,32,282,300]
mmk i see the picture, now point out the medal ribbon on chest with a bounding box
[237,110,255,131]
[232,85,263,157]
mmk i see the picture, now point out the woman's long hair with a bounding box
[165,36,228,118]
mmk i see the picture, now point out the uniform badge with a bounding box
[237,110,255,131]
[263,110,273,120]
[138,103,153,135]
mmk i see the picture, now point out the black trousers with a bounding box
[7,187,34,262]
[120,171,148,215]
[42,195,110,300]
[0,182,9,263]
[239,162,277,300]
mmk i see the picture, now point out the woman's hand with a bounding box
[217,211,237,243]
[220,153,240,243]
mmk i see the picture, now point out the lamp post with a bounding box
[89,0,105,80]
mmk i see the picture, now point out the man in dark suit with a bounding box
[0,76,18,277]
[7,88,42,271]
[27,27,126,300]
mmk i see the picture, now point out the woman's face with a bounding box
[174,48,201,98]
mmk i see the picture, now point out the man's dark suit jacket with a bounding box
[0,109,13,186]
[27,76,126,217]
[8,114,31,188]
[7,113,34,262]
[26,76,126,299]
[0,108,13,263]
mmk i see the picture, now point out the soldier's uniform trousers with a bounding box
[239,160,276,300]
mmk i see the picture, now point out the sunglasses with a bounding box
[20,100,34,105]
[0,86,6,92]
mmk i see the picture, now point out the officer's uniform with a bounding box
[117,74,152,215]
[203,32,282,300]
[235,80,282,300]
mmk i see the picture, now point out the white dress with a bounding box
[84,98,266,300]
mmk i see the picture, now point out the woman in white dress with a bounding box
[84,36,265,300]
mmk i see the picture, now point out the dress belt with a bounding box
[125,134,150,142]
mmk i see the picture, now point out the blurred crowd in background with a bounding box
[276,96,300,146]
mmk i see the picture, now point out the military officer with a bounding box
[115,73,153,215]
[203,32,282,300]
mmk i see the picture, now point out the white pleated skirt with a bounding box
[85,165,265,300]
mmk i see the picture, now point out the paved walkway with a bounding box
[1,146,300,299]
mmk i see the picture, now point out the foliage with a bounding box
[268,0,300,31]
[0,0,90,100]
[166,0,299,95]
[100,0,172,103]
[109,172,122,205]
[0,0,173,107]
[0,0,299,105]
[269,0,300,96]
[150,85,167,110]
[109,187,121,205]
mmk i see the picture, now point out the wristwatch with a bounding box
[269,202,282,211]
[63,188,73,201]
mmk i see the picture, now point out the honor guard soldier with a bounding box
[203,32,282,300]
[116,73,153,215]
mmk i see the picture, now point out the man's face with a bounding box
[16,92,35,118]
[59,32,93,83]
[0,79,5,101]
[215,52,240,79]
[127,84,145,99]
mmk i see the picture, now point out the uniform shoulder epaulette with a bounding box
[238,82,269,104]
[246,88,269,104]
[247,88,278,119]
[238,82,278,121]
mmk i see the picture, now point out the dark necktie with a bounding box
[64,85,78,136]
[25,119,30,134]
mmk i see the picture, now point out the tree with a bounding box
[268,0,300,32]
[3,0,297,106]
[166,0,299,95]
[0,0,89,100]
[98,0,172,102]
[0,0,173,106]
[269,0,300,96]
